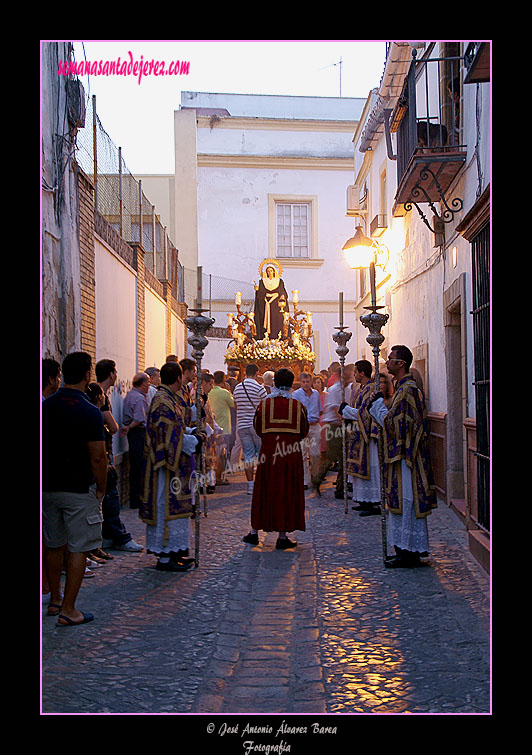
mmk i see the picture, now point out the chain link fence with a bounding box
[75,93,257,311]
[76,95,184,301]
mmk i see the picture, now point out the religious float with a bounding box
[224,258,315,381]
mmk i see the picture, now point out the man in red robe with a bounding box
[242,368,309,549]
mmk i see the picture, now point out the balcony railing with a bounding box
[391,49,467,228]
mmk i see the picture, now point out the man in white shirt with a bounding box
[145,367,161,404]
[311,364,354,498]
[291,372,322,489]
[232,364,267,494]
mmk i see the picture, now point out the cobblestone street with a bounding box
[41,470,490,720]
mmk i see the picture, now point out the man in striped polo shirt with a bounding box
[232,364,268,494]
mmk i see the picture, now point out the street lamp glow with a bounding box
[342,227,375,270]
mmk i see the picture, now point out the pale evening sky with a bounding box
[69,40,389,174]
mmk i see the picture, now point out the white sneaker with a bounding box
[86,558,103,568]
[42,590,63,603]
[116,539,143,552]
[247,482,254,495]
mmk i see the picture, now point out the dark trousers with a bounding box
[102,468,131,546]
[127,426,145,509]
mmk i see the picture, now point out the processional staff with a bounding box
[332,292,352,515]
[360,261,390,564]
[185,265,215,568]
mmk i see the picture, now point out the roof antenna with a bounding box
[318,57,343,96]
[334,57,343,97]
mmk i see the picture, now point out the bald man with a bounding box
[121,372,150,509]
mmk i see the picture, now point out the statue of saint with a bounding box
[254,259,288,340]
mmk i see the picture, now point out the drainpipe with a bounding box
[383,108,397,161]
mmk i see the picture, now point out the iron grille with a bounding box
[471,222,490,530]
[395,49,465,190]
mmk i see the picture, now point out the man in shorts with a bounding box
[42,351,108,626]
[232,364,267,495]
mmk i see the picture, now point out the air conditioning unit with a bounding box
[67,78,86,129]
[346,185,366,217]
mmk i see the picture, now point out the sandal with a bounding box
[91,548,114,560]
[56,611,94,627]
[88,552,106,564]
[46,603,62,616]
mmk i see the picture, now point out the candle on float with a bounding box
[292,290,299,305]
[235,291,242,306]
[227,313,233,327]
[307,311,312,325]
[197,265,203,309]
[339,292,344,327]
[369,262,377,306]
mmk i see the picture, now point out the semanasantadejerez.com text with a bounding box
[57,52,190,85]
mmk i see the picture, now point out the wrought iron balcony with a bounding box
[390,49,467,232]
[463,42,490,84]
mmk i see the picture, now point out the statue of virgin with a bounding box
[253,259,288,340]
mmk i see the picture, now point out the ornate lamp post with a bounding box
[185,266,215,568]
[342,227,390,563]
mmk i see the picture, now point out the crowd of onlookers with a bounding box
[42,350,417,624]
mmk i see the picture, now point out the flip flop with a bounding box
[56,612,94,627]
[46,603,62,616]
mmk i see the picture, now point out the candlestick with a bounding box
[185,304,215,566]
[332,324,351,516]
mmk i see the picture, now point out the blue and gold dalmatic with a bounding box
[346,381,380,480]
[381,375,437,518]
[139,385,194,528]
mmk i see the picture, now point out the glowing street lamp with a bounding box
[341,225,390,563]
[342,226,390,304]
[342,226,376,270]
